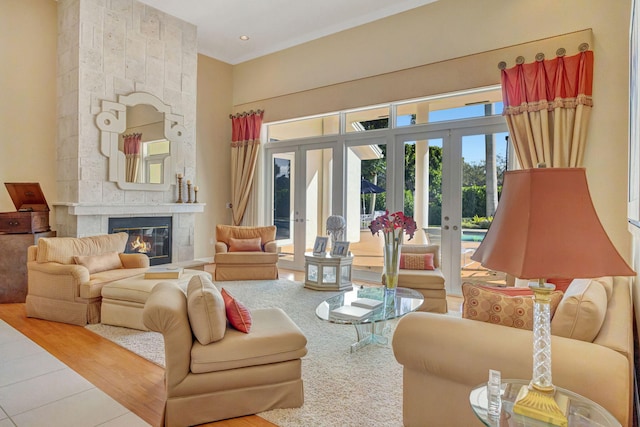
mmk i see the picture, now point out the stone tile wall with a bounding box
[55,0,199,262]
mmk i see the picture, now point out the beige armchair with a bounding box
[383,244,447,313]
[143,278,307,427]
[214,225,279,280]
[26,233,149,325]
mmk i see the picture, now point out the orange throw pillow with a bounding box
[399,253,435,270]
[228,237,262,252]
[462,283,562,330]
[221,288,252,333]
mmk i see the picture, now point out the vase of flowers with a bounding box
[369,211,417,296]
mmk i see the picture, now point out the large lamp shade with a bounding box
[471,167,634,279]
[470,167,633,425]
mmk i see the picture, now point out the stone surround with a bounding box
[55,0,199,262]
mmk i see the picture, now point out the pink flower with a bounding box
[368,210,417,241]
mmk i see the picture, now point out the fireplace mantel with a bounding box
[53,203,206,216]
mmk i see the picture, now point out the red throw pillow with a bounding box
[478,285,534,297]
[221,288,252,333]
[399,253,435,270]
[228,237,262,252]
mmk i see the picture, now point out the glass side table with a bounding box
[469,379,621,427]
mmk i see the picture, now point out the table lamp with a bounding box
[471,167,634,426]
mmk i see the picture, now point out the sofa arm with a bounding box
[27,261,90,301]
[143,282,193,391]
[392,312,630,425]
[28,261,90,283]
[215,242,228,253]
[119,253,150,269]
[264,240,278,253]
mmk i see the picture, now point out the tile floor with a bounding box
[0,320,149,427]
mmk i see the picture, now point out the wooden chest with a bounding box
[0,183,50,234]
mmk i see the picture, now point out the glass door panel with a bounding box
[460,132,510,286]
[403,139,443,253]
[346,141,387,278]
[271,152,295,263]
[304,147,334,257]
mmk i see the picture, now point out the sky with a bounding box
[399,102,507,164]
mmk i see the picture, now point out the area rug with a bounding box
[87,279,404,427]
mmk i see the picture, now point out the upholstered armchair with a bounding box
[214,225,279,280]
[26,233,150,325]
[383,244,447,313]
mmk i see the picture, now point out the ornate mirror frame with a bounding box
[96,92,186,191]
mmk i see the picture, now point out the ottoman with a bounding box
[101,269,211,330]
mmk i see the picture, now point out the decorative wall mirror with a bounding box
[96,92,186,191]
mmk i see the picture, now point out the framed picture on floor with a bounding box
[331,241,350,257]
[312,236,328,255]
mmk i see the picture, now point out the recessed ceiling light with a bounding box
[239,35,250,41]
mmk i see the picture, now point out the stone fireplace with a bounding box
[52,0,202,263]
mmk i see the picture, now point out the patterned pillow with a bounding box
[399,253,435,270]
[221,288,252,333]
[462,283,563,330]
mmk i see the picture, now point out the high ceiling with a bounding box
[138,0,438,65]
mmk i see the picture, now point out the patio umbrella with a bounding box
[360,179,385,214]
[360,178,385,194]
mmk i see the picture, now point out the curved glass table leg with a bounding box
[351,321,390,352]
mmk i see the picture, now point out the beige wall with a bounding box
[0,0,58,212]
[232,0,633,264]
[195,55,233,257]
[2,0,634,265]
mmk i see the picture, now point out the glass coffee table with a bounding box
[315,285,423,352]
[469,379,621,427]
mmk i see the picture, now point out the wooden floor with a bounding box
[0,264,278,427]
[0,267,463,427]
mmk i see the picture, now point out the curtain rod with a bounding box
[229,109,264,119]
[498,42,590,70]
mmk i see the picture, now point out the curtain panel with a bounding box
[230,110,264,226]
[501,50,593,168]
[123,133,142,182]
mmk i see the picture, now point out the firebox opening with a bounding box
[108,217,172,266]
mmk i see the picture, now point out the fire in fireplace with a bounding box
[108,217,172,266]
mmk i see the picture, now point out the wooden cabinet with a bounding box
[0,231,55,303]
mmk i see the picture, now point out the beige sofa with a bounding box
[143,277,308,427]
[392,277,633,427]
[26,233,149,325]
[214,225,279,281]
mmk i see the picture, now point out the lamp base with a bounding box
[513,384,569,426]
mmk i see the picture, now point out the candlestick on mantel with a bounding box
[176,175,184,203]
[193,186,199,203]
[186,181,193,203]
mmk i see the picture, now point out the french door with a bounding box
[265,142,339,270]
[393,120,509,294]
[263,118,509,294]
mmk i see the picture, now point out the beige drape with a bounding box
[501,49,593,168]
[230,110,264,226]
